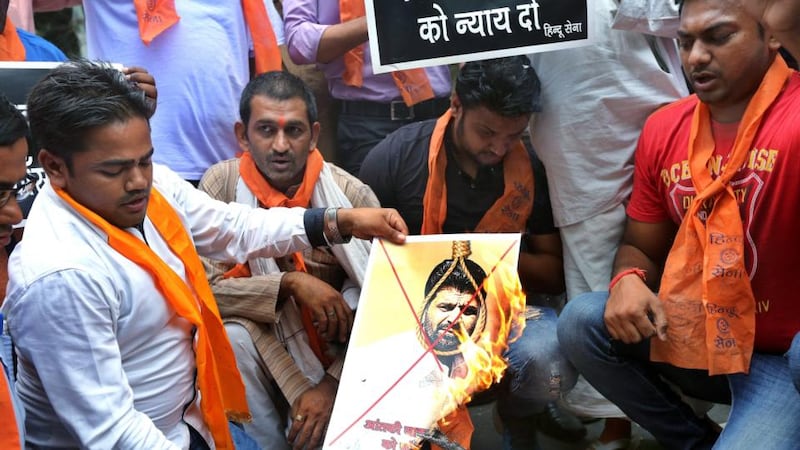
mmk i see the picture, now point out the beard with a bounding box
[423,320,462,353]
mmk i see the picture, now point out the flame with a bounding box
[438,262,527,420]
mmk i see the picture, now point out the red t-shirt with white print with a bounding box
[628,73,800,353]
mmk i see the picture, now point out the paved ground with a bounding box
[467,402,731,449]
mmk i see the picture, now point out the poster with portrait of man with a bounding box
[324,233,524,449]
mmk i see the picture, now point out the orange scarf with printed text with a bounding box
[132,0,281,73]
[338,0,434,106]
[55,187,249,450]
[421,110,533,235]
[227,151,334,367]
[0,17,25,61]
[650,57,792,375]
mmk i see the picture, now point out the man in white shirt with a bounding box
[2,60,407,449]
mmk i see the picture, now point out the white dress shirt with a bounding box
[3,164,310,449]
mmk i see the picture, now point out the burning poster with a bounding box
[323,233,525,449]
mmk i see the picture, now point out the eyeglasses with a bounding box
[0,175,36,208]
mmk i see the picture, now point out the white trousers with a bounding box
[226,323,292,450]
[559,204,628,419]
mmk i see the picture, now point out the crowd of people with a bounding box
[1,0,799,449]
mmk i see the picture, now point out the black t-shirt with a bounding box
[359,118,556,236]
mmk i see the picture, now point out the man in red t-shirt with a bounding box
[556,0,800,448]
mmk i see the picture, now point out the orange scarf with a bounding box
[0,17,25,61]
[421,110,533,235]
[419,110,532,449]
[651,57,792,375]
[132,0,281,73]
[338,0,434,106]
[55,187,249,449]
[0,361,21,449]
[228,151,333,367]
[0,237,17,449]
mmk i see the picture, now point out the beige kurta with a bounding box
[200,158,379,405]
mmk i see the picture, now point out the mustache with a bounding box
[436,322,462,335]
[120,190,149,205]
[691,68,716,79]
[268,153,295,162]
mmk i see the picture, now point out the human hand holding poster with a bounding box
[365,0,593,73]
[324,233,525,449]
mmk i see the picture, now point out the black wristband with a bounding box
[303,208,327,247]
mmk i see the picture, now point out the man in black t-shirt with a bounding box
[360,56,579,450]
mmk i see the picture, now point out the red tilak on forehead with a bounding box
[277,116,286,128]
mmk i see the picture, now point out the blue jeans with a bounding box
[559,291,800,450]
[497,306,578,419]
[789,331,800,393]
[230,422,261,450]
[189,422,260,450]
[719,351,800,449]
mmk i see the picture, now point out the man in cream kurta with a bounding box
[200,70,377,450]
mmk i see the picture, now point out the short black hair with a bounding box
[239,71,318,128]
[455,55,542,117]
[26,60,153,166]
[0,93,29,147]
[424,258,487,301]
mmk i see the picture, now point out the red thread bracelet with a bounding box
[608,268,647,291]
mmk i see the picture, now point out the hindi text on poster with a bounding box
[366,0,592,73]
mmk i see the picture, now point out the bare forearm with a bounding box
[612,218,677,292]
[612,244,663,292]
[316,17,369,63]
